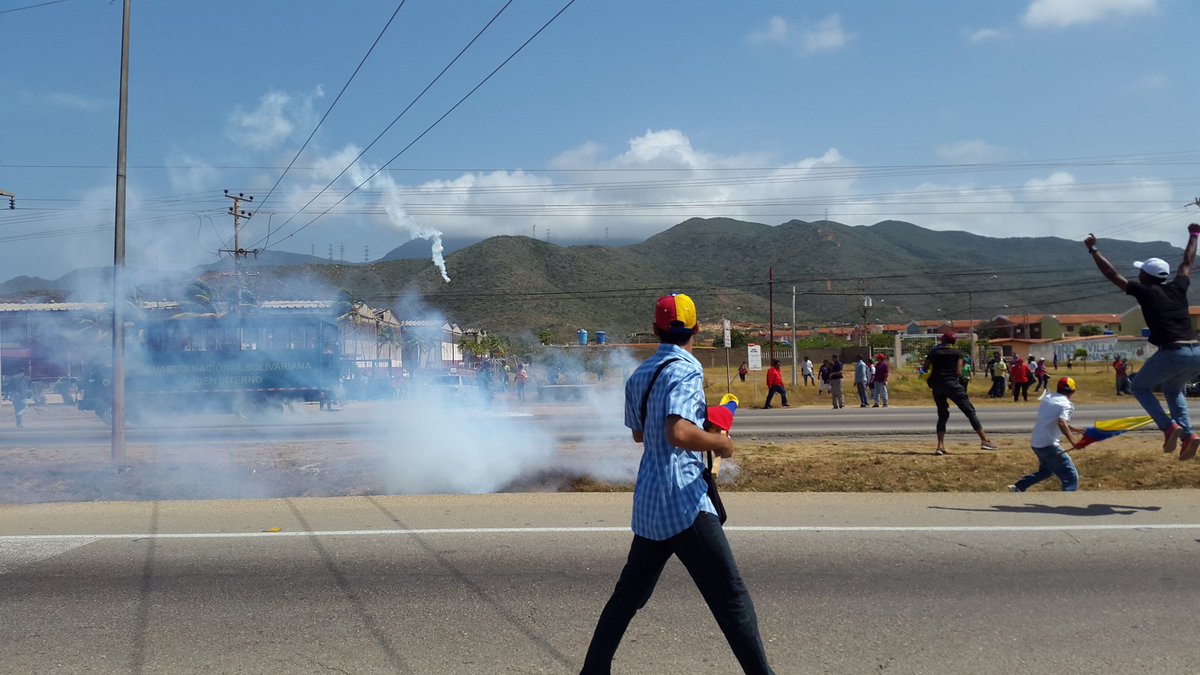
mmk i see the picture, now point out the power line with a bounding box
[250,1,408,223]
[0,0,72,15]
[254,0,520,250]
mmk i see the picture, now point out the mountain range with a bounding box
[1,219,1181,339]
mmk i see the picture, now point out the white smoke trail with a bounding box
[346,164,451,283]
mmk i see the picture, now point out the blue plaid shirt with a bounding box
[624,344,716,540]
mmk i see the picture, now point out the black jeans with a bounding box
[931,380,983,434]
[580,512,774,674]
[989,376,1006,398]
[763,385,788,408]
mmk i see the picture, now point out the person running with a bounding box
[580,293,774,674]
[924,333,997,455]
[1009,377,1086,492]
[818,359,830,394]
[738,361,748,382]
[1086,225,1200,460]
[763,359,789,409]
[1033,358,1049,393]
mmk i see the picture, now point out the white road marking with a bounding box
[0,536,97,574]
[1,523,1199,542]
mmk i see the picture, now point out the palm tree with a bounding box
[184,279,219,314]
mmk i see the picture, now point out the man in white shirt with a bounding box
[1009,377,1086,492]
[801,357,814,386]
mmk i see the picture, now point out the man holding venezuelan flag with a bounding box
[1009,377,1087,492]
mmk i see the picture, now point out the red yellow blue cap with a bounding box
[655,293,698,334]
[1057,377,1076,393]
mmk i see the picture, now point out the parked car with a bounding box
[1186,380,1200,398]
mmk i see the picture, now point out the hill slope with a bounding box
[0,219,1181,338]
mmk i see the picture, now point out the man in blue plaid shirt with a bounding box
[580,293,773,674]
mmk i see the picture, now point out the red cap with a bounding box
[941,332,956,344]
[875,353,886,360]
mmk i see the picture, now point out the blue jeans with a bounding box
[1014,445,1078,492]
[581,512,774,674]
[872,382,889,406]
[763,385,788,408]
[1130,345,1200,435]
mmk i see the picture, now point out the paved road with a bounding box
[3,491,1199,674]
[0,399,1150,446]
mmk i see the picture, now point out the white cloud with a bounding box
[936,140,1008,163]
[1022,0,1156,29]
[747,16,789,44]
[747,14,853,55]
[166,151,220,196]
[225,86,323,152]
[1138,72,1168,89]
[966,28,1007,42]
[17,91,107,112]
[801,15,852,54]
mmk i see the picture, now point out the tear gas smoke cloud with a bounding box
[2,279,665,502]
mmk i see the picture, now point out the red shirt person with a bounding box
[763,360,788,408]
[1010,358,1033,401]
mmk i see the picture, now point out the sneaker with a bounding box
[1008,484,1021,493]
[872,404,879,408]
[1163,423,1184,454]
[934,448,947,456]
[981,441,998,451]
[1181,434,1200,461]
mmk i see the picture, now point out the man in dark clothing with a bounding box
[828,354,845,409]
[1087,225,1200,460]
[924,333,997,456]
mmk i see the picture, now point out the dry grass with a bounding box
[706,362,1133,408]
[723,433,1200,492]
[564,432,1200,494]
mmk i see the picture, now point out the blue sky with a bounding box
[2,0,1198,280]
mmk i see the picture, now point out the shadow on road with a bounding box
[928,503,1164,517]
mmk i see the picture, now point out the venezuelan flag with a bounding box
[1075,415,1154,449]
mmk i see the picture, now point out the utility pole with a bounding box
[768,267,775,363]
[791,286,797,387]
[111,0,131,468]
[0,190,14,210]
[221,190,258,317]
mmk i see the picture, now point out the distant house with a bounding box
[1051,313,1122,337]
[985,314,1051,340]
[1052,334,1154,364]
[1120,305,1200,338]
[986,338,1052,362]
